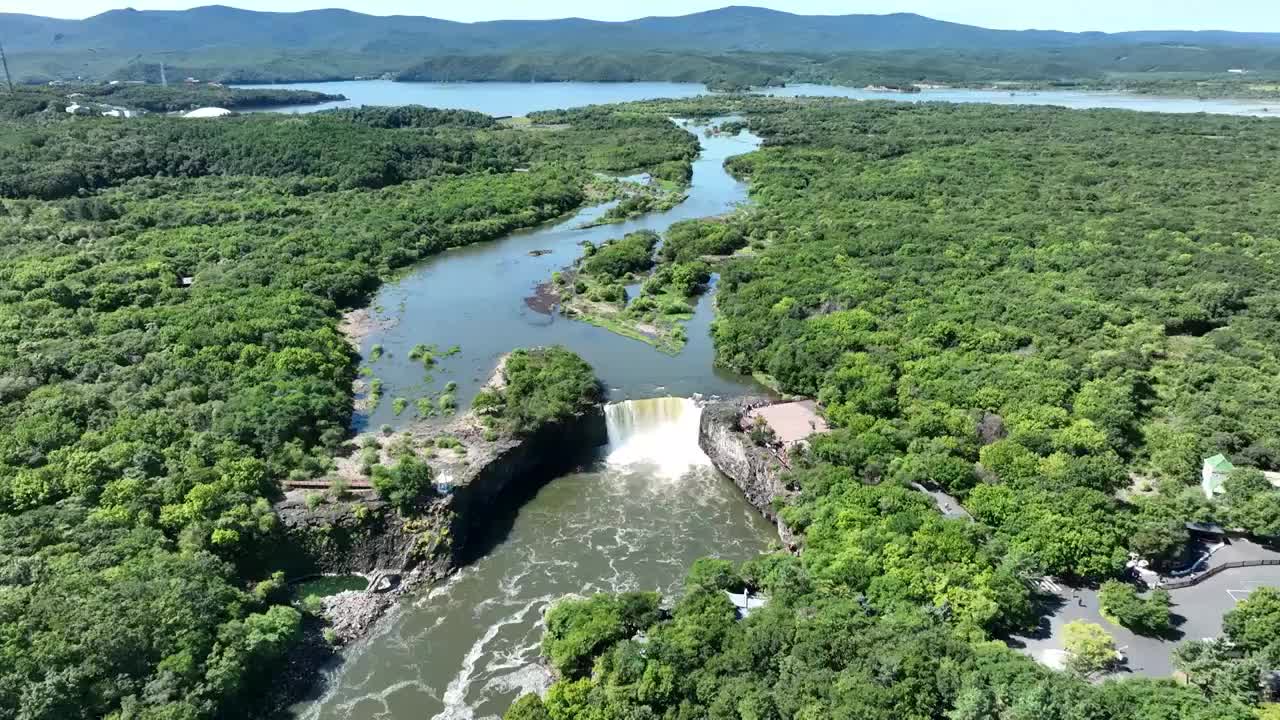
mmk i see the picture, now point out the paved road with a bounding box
[910,482,972,521]
[1012,565,1280,677]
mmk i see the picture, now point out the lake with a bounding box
[239,79,1280,118]
[237,80,710,116]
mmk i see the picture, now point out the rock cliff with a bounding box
[276,403,607,580]
[698,400,799,548]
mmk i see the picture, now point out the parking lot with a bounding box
[1012,565,1280,677]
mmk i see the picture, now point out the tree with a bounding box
[1173,639,1263,705]
[542,593,660,679]
[1063,620,1118,676]
[1223,587,1280,657]
[1129,514,1190,570]
[1097,580,1173,635]
[1231,492,1280,538]
[1225,468,1273,498]
[818,352,897,425]
[1256,704,1280,720]
[506,694,552,720]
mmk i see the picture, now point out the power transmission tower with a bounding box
[0,41,14,94]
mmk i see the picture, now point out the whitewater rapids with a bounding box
[294,396,771,720]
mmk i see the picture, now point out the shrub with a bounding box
[630,296,657,313]
[328,476,350,499]
[409,343,437,366]
[358,446,380,475]
[302,594,324,614]
[370,455,433,510]
[749,416,777,447]
[660,298,693,315]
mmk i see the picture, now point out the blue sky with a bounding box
[12,0,1280,32]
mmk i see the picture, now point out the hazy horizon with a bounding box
[6,0,1280,34]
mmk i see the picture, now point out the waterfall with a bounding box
[603,397,712,480]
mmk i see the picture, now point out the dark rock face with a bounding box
[442,405,608,566]
[275,494,444,577]
[698,400,799,548]
[275,405,609,580]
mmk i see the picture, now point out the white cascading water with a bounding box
[603,397,713,480]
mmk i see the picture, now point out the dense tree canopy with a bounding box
[692,97,1280,578]
[510,97,1280,720]
[472,347,604,435]
[5,89,1280,720]
[0,104,694,719]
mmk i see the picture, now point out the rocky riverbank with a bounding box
[275,353,608,642]
[698,399,800,548]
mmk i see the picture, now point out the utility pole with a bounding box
[0,41,14,94]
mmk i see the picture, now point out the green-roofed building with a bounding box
[1201,454,1235,499]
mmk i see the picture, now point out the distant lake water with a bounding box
[236,80,708,116]
[239,79,1279,118]
[761,83,1279,117]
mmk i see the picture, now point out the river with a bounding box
[288,82,1273,719]
[240,79,1280,118]
[294,123,774,719]
[297,399,775,720]
[351,120,762,431]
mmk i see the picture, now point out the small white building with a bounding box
[725,591,767,620]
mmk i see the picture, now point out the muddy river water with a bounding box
[295,123,775,719]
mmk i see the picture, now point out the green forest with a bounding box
[0,85,343,117]
[4,83,1280,718]
[9,44,1280,97]
[0,102,694,719]
[509,98,1280,718]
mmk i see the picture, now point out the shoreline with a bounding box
[272,352,609,708]
[234,78,1280,106]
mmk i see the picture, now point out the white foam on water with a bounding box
[431,602,539,720]
[603,397,712,481]
[485,663,555,701]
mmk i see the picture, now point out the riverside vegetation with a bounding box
[3,88,1280,719]
[0,102,691,719]
[509,98,1280,718]
[549,216,747,354]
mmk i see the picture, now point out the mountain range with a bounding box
[5,5,1280,56]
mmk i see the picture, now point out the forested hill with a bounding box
[6,4,1280,56]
